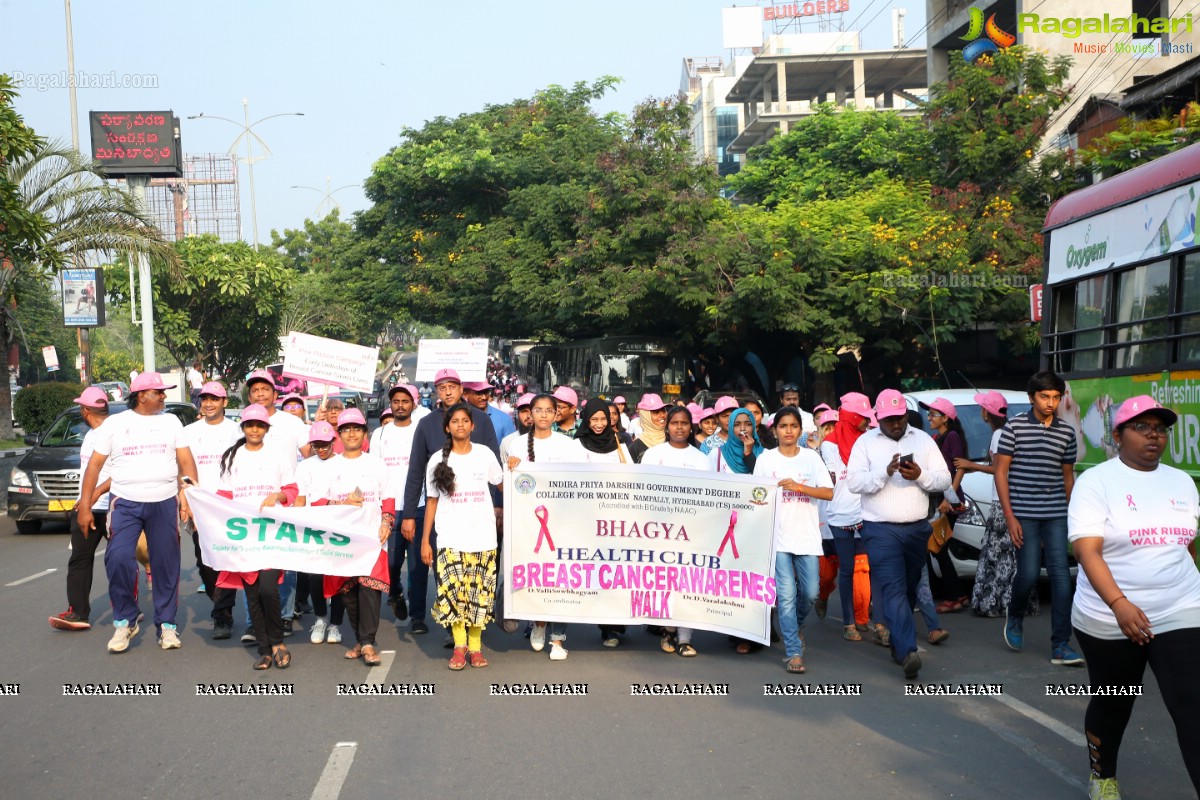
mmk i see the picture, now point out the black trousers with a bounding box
[342,584,381,646]
[1076,626,1200,790]
[66,510,108,619]
[243,570,283,656]
[189,524,236,625]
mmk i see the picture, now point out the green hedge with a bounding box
[13,382,85,434]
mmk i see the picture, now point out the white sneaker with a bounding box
[326,625,342,644]
[530,624,546,652]
[549,641,568,661]
[310,618,328,644]
[107,621,139,653]
[158,623,181,650]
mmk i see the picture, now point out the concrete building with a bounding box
[681,55,752,176]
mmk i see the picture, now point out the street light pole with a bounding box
[186,103,303,249]
[290,176,358,218]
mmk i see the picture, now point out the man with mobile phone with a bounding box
[846,389,950,680]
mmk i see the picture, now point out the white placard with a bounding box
[281,331,378,394]
[42,346,59,372]
[414,338,488,382]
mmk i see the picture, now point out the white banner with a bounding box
[414,338,488,382]
[282,331,379,393]
[188,487,383,577]
[503,463,779,644]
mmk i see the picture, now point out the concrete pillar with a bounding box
[776,62,788,114]
[853,58,866,108]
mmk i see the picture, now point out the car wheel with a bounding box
[15,519,42,534]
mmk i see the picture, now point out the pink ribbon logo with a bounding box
[717,510,740,559]
[1126,494,1137,511]
[533,505,554,553]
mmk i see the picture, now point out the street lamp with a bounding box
[290,176,359,218]
[187,99,303,249]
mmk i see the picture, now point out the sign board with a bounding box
[42,346,59,372]
[722,6,765,48]
[414,338,488,382]
[281,332,379,394]
[61,268,106,327]
[1030,283,1044,322]
[765,1,850,20]
[89,111,182,177]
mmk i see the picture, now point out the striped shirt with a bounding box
[996,412,1077,519]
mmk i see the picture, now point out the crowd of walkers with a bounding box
[46,365,1198,799]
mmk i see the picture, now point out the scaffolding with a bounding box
[138,153,241,243]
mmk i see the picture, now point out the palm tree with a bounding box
[0,142,177,437]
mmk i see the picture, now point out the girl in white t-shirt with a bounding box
[421,403,503,671]
[214,404,297,670]
[753,407,834,674]
[506,394,583,659]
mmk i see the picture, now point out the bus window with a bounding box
[1180,253,1200,362]
[1052,275,1104,372]
[1113,260,1170,369]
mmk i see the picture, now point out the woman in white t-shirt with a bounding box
[214,403,298,670]
[506,394,583,659]
[422,403,504,671]
[1067,396,1200,798]
[641,406,709,656]
[293,420,345,645]
[753,407,833,674]
[576,398,631,464]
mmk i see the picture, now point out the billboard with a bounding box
[88,111,182,177]
[61,268,106,327]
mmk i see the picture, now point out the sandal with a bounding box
[928,628,950,645]
[786,656,807,674]
[272,645,291,669]
[467,650,489,668]
[253,654,272,670]
[448,646,468,671]
[736,641,753,654]
[873,625,891,648]
[361,645,381,667]
[660,633,676,653]
[935,597,967,614]
[676,643,697,657]
[842,625,862,641]
[343,644,363,660]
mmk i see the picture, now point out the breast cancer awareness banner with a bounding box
[504,463,779,644]
[187,488,383,577]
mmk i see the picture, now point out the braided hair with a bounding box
[220,437,247,477]
[431,402,473,496]
[526,393,557,464]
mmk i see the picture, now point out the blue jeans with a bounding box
[391,507,432,622]
[861,520,930,663]
[1008,515,1072,648]
[775,552,819,658]
[916,566,940,632]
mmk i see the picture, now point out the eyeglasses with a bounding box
[1128,421,1170,437]
[312,441,334,450]
[927,410,945,418]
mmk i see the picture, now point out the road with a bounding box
[0,514,1194,800]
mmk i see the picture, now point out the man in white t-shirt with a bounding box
[245,368,310,460]
[182,381,241,639]
[187,361,205,409]
[375,384,428,631]
[78,372,199,654]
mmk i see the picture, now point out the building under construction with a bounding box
[139,153,241,243]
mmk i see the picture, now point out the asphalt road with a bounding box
[0,514,1194,800]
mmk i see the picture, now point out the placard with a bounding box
[61,268,106,327]
[281,331,378,394]
[414,338,488,382]
[42,346,59,373]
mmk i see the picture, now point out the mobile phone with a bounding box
[898,453,914,465]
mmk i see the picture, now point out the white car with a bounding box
[903,389,1033,579]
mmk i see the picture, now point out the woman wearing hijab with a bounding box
[628,394,668,464]
[577,398,631,464]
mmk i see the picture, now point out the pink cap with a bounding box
[464,380,492,392]
[130,371,176,392]
[813,403,832,415]
[839,392,875,421]
[389,383,418,401]
[433,368,461,386]
[239,404,271,426]
[73,386,109,409]
[874,389,907,420]
[713,396,739,414]
[696,406,716,422]
[337,408,368,428]
[686,402,701,419]
[552,386,578,408]
[245,368,275,388]
[280,392,305,407]
[379,408,393,420]
[928,397,958,421]
[638,393,666,411]
[1113,395,1178,428]
[308,420,336,443]
[515,392,535,408]
[973,391,1007,418]
[612,395,627,405]
[199,381,227,399]
[818,409,840,426]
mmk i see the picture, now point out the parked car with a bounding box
[94,381,130,402]
[7,402,197,534]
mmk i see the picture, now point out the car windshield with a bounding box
[917,402,1031,462]
[39,411,88,447]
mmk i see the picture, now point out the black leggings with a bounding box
[1075,627,1200,790]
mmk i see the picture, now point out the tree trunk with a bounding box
[0,314,13,440]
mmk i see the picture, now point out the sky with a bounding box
[5,0,927,243]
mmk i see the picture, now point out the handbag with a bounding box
[927,514,953,554]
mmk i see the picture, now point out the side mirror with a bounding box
[24,433,39,446]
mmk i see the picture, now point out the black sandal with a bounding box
[272,645,291,669]
[253,655,272,670]
[677,643,697,657]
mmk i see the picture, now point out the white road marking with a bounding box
[365,649,396,684]
[5,568,57,587]
[310,742,357,800]
[991,692,1087,747]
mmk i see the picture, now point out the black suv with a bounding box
[7,402,197,533]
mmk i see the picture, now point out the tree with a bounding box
[1075,102,1200,177]
[106,235,292,382]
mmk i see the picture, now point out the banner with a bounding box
[503,463,779,644]
[281,331,379,394]
[42,346,59,372]
[188,487,383,577]
[61,267,106,327]
[414,338,488,382]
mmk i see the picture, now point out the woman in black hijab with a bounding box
[576,398,630,464]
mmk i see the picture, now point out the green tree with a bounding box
[107,235,292,382]
[1075,102,1200,177]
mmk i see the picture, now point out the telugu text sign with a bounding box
[414,338,488,382]
[503,463,779,644]
[281,331,379,394]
